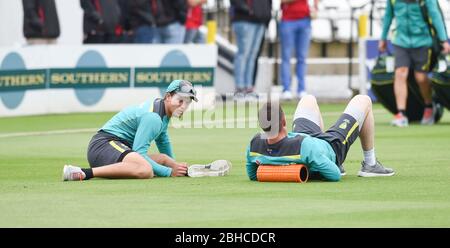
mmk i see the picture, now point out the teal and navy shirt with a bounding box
[101,98,173,177]
[381,0,448,48]
[246,132,341,182]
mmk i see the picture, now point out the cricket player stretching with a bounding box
[246,95,395,181]
[63,80,230,181]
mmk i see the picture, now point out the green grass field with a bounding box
[1,102,449,227]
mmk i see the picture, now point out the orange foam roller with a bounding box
[257,164,309,183]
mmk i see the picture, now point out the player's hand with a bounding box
[378,40,387,53]
[171,162,188,177]
[442,41,450,54]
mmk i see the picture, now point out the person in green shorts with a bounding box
[379,0,450,127]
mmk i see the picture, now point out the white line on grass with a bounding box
[0,110,386,139]
[0,128,98,139]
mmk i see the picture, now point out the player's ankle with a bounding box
[397,110,406,117]
[81,168,93,180]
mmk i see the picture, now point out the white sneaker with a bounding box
[233,92,246,102]
[188,160,232,177]
[281,91,293,101]
[244,92,259,102]
[62,165,85,181]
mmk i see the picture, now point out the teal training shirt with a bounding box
[246,132,341,182]
[101,98,173,177]
[381,0,448,48]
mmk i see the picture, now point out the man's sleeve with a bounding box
[381,0,394,40]
[155,130,174,158]
[309,151,341,182]
[426,0,448,42]
[132,113,172,177]
[246,146,258,181]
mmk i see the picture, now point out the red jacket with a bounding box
[185,5,203,29]
[281,0,310,21]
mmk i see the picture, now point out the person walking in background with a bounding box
[230,0,272,99]
[152,0,188,44]
[127,0,156,43]
[184,0,207,44]
[22,0,60,45]
[379,0,450,127]
[279,0,318,101]
[80,0,122,44]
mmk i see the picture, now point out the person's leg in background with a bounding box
[162,22,186,44]
[413,47,435,125]
[393,66,409,125]
[185,28,204,44]
[233,21,250,95]
[184,28,196,43]
[415,71,434,124]
[251,35,265,89]
[280,20,296,100]
[133,25,154,43]
[392,45,410,127]
[153,26,162,43]
[294,18,312,98]
[193,29,205,43]
[243,22,265,94]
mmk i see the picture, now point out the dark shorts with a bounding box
[87,130,134,168]
[394,45,431,72]
[293,113,360,166]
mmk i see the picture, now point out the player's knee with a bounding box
[354,94,372,107]
[298,94,317,107]
[302,94,317,102]
[135,164,154,179]
[353,94,370,100]
[395,67,408,79]
[415,75,429,86]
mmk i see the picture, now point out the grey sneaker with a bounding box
[62,165,85,181]
[338,164,346,176]
[358,160,395,177]
[188,160,232,177]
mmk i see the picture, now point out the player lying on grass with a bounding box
[63,80,231,181]
[246,94,395,181]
